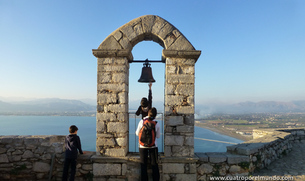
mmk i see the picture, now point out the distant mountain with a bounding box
[0,98,95,114]
[1,97,304,117]
[195,100,305,118]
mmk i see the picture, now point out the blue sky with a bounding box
[1,0,305,105]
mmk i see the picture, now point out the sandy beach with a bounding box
[195,122,252,142]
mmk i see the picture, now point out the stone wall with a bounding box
[1,129,305,180]
[0,135,65,180]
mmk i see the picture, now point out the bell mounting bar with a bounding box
[128,59,165,63]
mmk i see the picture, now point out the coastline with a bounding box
[195,122,252,142]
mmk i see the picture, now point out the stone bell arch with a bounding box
[92,15,201,157]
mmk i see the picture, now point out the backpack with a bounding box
[139,118,157,147]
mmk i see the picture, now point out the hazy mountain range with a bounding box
[0,98,95,114]
[0,97,304,116]
[195,100,305,118]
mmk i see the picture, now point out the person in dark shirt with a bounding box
[136,83,152,119]
[62,125,85,181]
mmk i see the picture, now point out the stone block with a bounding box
[112,73,128,83]
[0,148,6,154]
[197,163,213,174]
[98,36,122,50]
[166,116,184,126]
[164,146,171,157]
[176,106,194,114]
[97,93,117,104]
[117,113,128,122]
[82,164,93,171]
[98,72,111,83]
[165,135,184,146]
[172,146,194,157]
[24,138,40,146]
[97,105,104,112]
[105,148,127,157]
[185,136,194,146]
[141,15,155,33]
[184,115,194,125]
[96,137,116,147]
[0,154,9,163]
[164,32,178,48]
[206,153,227,163]
[93,163,121,176]
[96,121,105,132]
[116,137,127,147]
[166,65,177,74]
[152,16,166,35]
[168,36,195,51]
[134,23,143,37]
[187,96,194,106]
[158,23,174,40]
[229,165,241,173]
[121,25,137,42]
[118,92,128,104]
[175,84,194,96]
[195,153,208,162]
[180,65,194,74]
[12,150,23,155]
[189,163,197,174]
[107,122,127,133]
[33,162,50,172]
[176,174,197,180]
[97,113,116,122]
[226,154,249,164]
[165,84,175,95]
[163,163,184,174]
[98,64,127,73]
[165,95,184,106]
[177,125,194,133]
[22,150,34,159]
[104,104,128,113]
[119,36,132,50]
[98,83,127,93]
[166,74,194,84]
[98,57,127,65]
[112,30,123,41]
[10,155,21,162]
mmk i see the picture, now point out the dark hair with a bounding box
[148,107,157,120]
[69,125,78,133]
[141,97,148,107]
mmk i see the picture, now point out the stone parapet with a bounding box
[0,135,67,180]
[196,152,250,179]
[227,128,305,174]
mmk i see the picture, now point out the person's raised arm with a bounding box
[148,82,152,108]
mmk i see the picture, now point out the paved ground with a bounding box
[253,142,305,181]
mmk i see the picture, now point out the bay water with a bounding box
[0,115,243,152]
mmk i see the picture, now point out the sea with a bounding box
[0,115,243,153]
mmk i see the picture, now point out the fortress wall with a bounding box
[0,135,93,181]
[1,128,304,180]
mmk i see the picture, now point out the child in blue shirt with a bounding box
[62,125,85,181]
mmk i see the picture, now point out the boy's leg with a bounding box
[69,158,77,181]
[150,147,160,181]
[62,158,71,181]
[139,148,149,181]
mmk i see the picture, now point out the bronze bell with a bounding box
[138,60,156,83]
